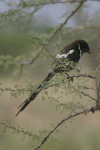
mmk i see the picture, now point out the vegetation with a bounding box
[0,0,100,150]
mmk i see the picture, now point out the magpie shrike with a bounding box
[16,39,91,116]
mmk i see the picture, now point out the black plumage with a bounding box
[16,39,91,117]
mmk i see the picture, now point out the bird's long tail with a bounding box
[15,72,55,117]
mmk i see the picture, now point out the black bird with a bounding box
[16,39,91,116]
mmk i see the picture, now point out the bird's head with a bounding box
[72,39,91,54]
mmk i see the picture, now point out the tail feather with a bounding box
[15,101,30,117]
[15,72,55,117]
[18,99,27,109]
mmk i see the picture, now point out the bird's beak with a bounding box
[87,50,91,54]
[86,49,91,54]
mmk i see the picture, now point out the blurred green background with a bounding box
[0,1,100,150]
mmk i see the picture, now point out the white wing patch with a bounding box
[56,49,74,59]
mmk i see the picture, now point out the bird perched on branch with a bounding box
[16,39,91,117]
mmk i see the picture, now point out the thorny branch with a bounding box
[33,106,98,150]
[69,83,97,101]
[0,122,39,138]
[3,0,83,8]
[19,0,81,7]
[3,0,100,8]
[0,73,96,93]
[37,38,55,60]
[78,85,96,92]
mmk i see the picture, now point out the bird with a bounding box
[15,39,91,117]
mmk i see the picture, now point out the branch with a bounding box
[78,44,82,73]
[78,85,96,92]
[66,24,100,34]
[66,73,96,79]
[0,122,39,138]
[96,76,100,107]
[48,96,64,106]
[0,73,97,92]
[17,0,82,7]
[37,37,55,59]
[0,79,64,93]
[26,6,43,23]
[69,83,97,101]
[33,106,96,150]
[0,73,96,93]
[48,0,86,41]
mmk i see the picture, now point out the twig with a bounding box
[78,85,96,92]
[0,79,65,93]
[96,76,100,107]
[37,38,55,60]
[18,0,82,7]
[66,24,100,34]
[66,73,96,79]
[27,6,43,23]
[69,83,97,101]
[78,44,82,73]
[0,122,39,138]
[48,96,64,106]
[96,64,100,71]
[59,30,62,49]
